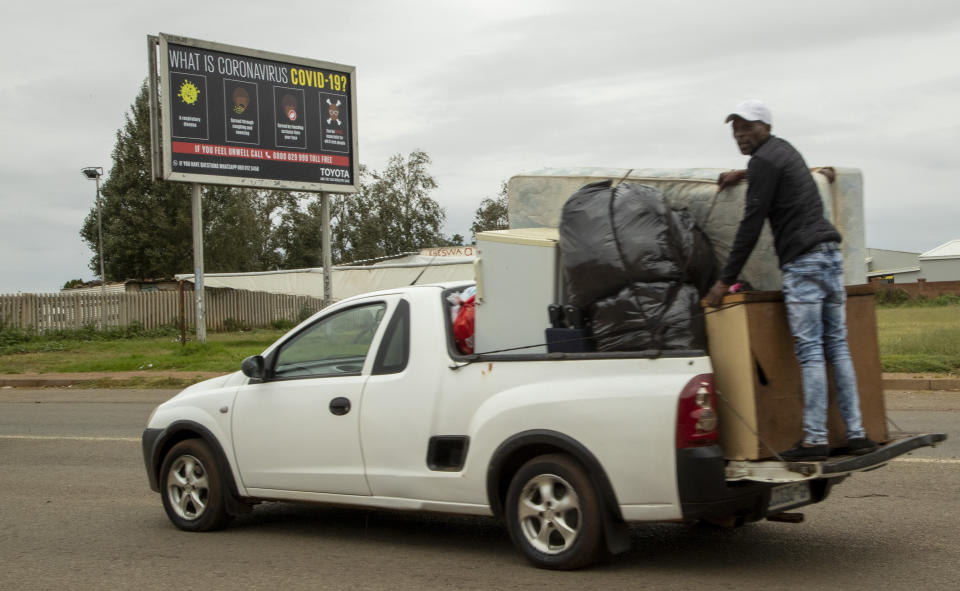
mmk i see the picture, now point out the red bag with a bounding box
[453,294,476,354]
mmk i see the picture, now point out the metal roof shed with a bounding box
[919,239,960,282]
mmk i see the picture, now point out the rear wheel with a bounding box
[160,439,232,531]
[505,454,604,569]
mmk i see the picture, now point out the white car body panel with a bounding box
[232,374,371,495]
[148,374,245,494]
[145,283,710,520]
[231,296,402,496]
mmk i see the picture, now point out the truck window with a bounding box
[373,299,410,375]
[273,302,386,378]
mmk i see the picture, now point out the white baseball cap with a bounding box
[725,99,772,125]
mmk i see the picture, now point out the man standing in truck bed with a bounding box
[705,99,877,461]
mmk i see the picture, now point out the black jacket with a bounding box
[720,136,842,284]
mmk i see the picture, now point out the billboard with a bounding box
[153,34,358,193]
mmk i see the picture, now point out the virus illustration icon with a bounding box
[178,80,200,105]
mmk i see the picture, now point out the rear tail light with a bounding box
[676,373,719,448]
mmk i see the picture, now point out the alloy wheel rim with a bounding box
[516,473,581,554]
[166,454,209,520]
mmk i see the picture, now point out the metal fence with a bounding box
[0,290,326,333]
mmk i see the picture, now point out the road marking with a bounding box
[891,457,960,464]
[0,434,139,443]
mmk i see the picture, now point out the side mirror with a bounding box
[241,355,265,379]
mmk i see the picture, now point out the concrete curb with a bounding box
[883,377,960,391]
[1,372,958,391]
[0,377,81,388]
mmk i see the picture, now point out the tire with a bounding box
[159,439,232,531]
[505,454,605,570]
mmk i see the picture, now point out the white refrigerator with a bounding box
[474,228,561,355]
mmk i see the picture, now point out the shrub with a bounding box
[876,288,960,308]
[875,287,911,307]
[0,324,33,347]
[223,318,251,332]
[297,304,317,323]
[271,319,295,330]
[932,294,960,306]
[2,322,177,347]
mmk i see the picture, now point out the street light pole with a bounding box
[82,167,105,329]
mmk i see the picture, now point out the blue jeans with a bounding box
[781,243,866,446]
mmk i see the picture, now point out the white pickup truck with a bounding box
[141,281,945,569]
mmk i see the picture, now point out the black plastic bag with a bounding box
[673,209,718,297]
[589,282,705,352]
[559,181,631,308]
[560,181,686,308]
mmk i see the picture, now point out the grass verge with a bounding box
[876,304,960,374]
[0,329,284,375]
[71,376,210,389]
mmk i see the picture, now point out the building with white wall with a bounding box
[866,248,920,283]
[919,240,960,282]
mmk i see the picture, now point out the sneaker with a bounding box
[844,437,879,455]
[779,442,829,461]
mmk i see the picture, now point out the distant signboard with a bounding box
[153,34,358,193]
[420,246,476,257]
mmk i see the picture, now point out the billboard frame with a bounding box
[152,32,359,194]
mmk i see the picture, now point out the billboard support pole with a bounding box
[146,35,161,181]
[191,182,206,343]
[321,192,332,307]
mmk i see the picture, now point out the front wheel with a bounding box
[159,439,232,531]
[505,454,605,569]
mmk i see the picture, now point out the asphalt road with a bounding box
[1,388,957,590]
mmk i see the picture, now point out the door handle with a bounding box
[329,397,351,416]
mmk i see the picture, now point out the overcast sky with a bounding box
[1,0,958,293]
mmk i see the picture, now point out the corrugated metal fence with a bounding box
[0,290,325,333]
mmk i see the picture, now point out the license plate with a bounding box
[768,481,811,512]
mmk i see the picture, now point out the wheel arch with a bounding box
[486,429,624,523]
[486,429,630,555]
[144,420,251,516]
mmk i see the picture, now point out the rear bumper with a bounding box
[676,445,837,522]
[677,432,948,521]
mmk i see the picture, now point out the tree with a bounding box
[203,188,287,272]
[80,82,282,280]
[470,181,509,240]
[80,82,190,280]
[271,192,326,269]
[330,151,447,263]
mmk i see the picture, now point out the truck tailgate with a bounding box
[725,433,948,483]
